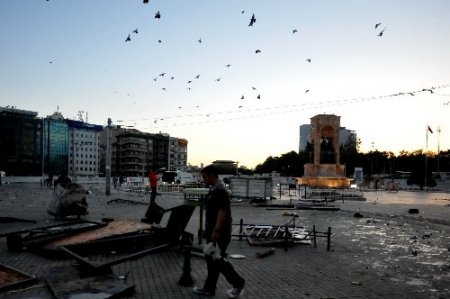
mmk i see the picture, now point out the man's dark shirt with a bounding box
[204,183,232,246]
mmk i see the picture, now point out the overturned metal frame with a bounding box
[60,204,196,274]
[0,264,38,293]
[1,220,106,252]
[232,217,332,251]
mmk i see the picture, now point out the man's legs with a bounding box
[202,254,220,293]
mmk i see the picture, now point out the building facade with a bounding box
[112,130,153,177]
[0,107,43,176]
[168,137,188,171]
[43,114,69,176]
[67,120,103,177]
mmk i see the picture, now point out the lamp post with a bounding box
[105,118,112,195]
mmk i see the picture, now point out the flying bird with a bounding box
[195,74,200,79]
[378,27,386,36]
[305,90,310,94]
[158,39,162,43]
[257,94,261,99]
[133,28,138,34]
[238,105,243,108]
[162,88,166,91]
[143,0,149,4]
[306,58,311,63]
[171,77,175,80]
[293,29,298,34]
[155,11,161,19]
[188,80,192,84]
[153,78,157,81]
[255,49,261,53]
[125,34,131,42]
[178,106,182,109]
[252,87,257,90]
[241,95,244,99]
[408,92,415,96]
[215,78,222,82]
[422,88,434,94]
[49,61,53,64]
[241,10,245,14]
[198,38,202,43]
[249,14,256,26]
[375,23,382,29]
[225,64,231,68]
[159,73,165,77]
[443,101,449,105]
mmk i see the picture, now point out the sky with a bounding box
[1,0,449,169]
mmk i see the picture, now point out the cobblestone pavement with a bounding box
[1,184,449,298]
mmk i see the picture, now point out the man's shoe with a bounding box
[225,284,244,298]
[192,286,215,296]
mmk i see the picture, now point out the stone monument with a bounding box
[298,114,350,188]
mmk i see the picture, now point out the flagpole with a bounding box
[425,124,428,189]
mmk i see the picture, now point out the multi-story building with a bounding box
[0,107,43,176]
[67,120,103,177]
[112,130,153,177]
[299,124,357,152]
[43,112,69,176]
[168,137,188,171]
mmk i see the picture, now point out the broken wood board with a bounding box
[43,220,152,250]
[0,264,37,293]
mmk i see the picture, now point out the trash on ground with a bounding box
[256,247,275,258]
[46,183,89,218]
[229,254,246,259]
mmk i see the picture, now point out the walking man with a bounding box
[193,165,245,298]
[148,170,159,204]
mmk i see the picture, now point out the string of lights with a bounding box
[118,83,449,129]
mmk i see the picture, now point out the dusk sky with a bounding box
[1,1,449,169]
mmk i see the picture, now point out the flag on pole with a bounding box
[428,125,433,134]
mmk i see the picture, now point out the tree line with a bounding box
[246,138,449,188]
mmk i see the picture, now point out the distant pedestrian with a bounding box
[119,176,124,187]
[193,165,245,298]
[148,170,159,204]
[113,176,118,189]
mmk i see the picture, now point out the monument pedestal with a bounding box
[298,163,350,188]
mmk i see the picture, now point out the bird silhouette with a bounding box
[125,34,131,42]
[378,27,386,36]
[238,105,243,108]
[375,23,381,29]
[162,88,166,91]
[171,77,175,80]
[198,38,202,43]
[306,58,311,63]
[159,73,165,77]
[305,90,310,94]
[49,61,53,64]
[195,74,200,79]
[252,87,257,90]
[257,94,261,99]
[255,49,261,53]
[188,80,192,84]
[178,106,182,109]
[249,14,256,26]
[422,88,434,94]
[155,11,161,19]
[241,95,244,99]
[444,101,450,105]
[408,92,415,96]
[293,29,298,34]
[143,0,149,4]
[225,64,232,68]
[241,10,245,14]
[216,78,222,81]
[133,28,138,34]
[158,39,162,43]
[153,78,157,81]
[187,87,192,90]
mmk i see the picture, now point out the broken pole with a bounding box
[284,225,289,252]
[239,218,243,241]
[313,225,317,248]
[327,227,331,251]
